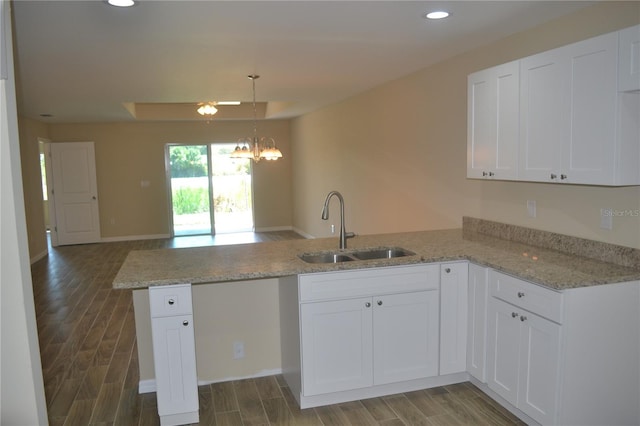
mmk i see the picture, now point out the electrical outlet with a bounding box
[233,341,245,359]
[527,200,536,218]
[331,224,335,234]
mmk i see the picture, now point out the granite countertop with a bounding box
[113,228,640,291]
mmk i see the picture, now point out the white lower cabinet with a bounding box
[149,284,199,426]
[467,263,488,382]
[487,271,562,425]
[488,297,561,425]
[485,270,640,426]
[373,291,439,385]
[300,290,439,396]
[281,263,467,408]
[439,262,468,375]
[280,262,639,424]
[300,296,374,395]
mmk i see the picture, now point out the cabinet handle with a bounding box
[512,312,519,318]
[377,300,383,306]
[482,171,488,177]
[444,268,451,273]
[517,292,525,298]
[488,172,495,177]
[365,302,371,308]
[168,299,175,305]
[561,174,567,180]
[550,173,557,180]
[182,320,189,326]
[520,316,528,322]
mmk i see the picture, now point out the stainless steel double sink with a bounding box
[298,247,415,264]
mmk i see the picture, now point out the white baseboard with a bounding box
[101,234,170,243]
[30,249,48,264]
[138,368,283,394]
[292,227,315,239]
[253,226,293,232]
[138,379,156,394]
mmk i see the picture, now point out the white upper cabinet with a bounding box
[520,32,626,185]
[467,61,519,180]
[618,24,640,92]
[469,25,640,186]
[518,45,568,182]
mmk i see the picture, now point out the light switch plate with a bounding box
[527,200,536,218]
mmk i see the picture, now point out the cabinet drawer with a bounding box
[299,264,439,302]
[490,270,563,323]
[149,284,193,318]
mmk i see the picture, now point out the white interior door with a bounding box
[50,142,101,245]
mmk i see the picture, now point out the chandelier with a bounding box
[230,75,283,162]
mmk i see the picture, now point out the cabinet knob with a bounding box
[489,172,495,177]
[444,268,451,273]
[168,299,175,305]
[377,300,383,306]
[365,302,371,308]
[561,174,567,180]
[182,320,189,326]
[520,316,528,322]
[517,292,525,298]
[511,312,519,318]
[550,173,557,180]
[482,171,488,177]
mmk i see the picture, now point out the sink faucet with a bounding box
[321,191,355,249]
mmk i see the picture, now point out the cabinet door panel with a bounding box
[618,24,640,92]
[373,291,439,385]
[301,297,373,396]
[467,61,519,180]
[151,315,199,416]
[495,63,520,178]
[440,263,468,375]
[518,313,561,425]
[519,48,567,181]
[468,70,496,178]
[564,33,617,184]
[487,298,520,406]
[467,264,488,382]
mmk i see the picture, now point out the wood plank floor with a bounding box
[31,231,524,425]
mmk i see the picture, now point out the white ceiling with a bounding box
[12,0,594,123]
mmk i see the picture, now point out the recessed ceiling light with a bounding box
[425,11,450,20]
[108,0,135,7]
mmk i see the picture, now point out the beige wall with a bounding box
[133,279,281,384]
[292,1,640,249]
[19,118,49,260]
[45,120,292,239]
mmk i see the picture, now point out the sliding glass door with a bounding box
[167,144,253,236]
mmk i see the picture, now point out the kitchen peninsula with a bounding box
[114,218,640,426]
